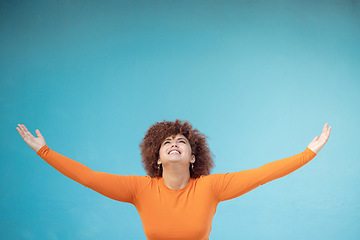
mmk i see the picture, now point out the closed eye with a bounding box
[163,139,187,145]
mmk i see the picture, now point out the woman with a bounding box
[16,120,332,240]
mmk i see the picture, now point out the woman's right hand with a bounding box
[16,124,47,152]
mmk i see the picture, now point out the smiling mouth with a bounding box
[168,150,181,154]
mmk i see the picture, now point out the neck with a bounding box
[162,166,191,190]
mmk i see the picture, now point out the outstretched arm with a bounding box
[16,124,143,203]
[209,123,332,202]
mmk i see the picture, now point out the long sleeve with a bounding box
[206,147,317,202]
[36,145,148,203]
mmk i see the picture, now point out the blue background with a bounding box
[1,0,359,239]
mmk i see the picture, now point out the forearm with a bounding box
[254,147,317,185]
[36,145,141,203]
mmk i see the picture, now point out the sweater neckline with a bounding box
[159,177,194,191]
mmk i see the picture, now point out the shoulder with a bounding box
[113,174,154,188]
[194,173,230,185]
[197,173,231,180]
[132,175,163,189]
[129,175,154,184]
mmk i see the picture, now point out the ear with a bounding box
[157,159,162,165]
[190,155,195,163]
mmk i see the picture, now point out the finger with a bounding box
[22,124,35,139]
[18,124,24,133]
[320,123,330,138]
[19,124,27,131]
[16,126,25,139]
[326,125,331,134]
[321,128,330,142]
[17,128,29,143]
[326,126,332,140]
[322,123,328,133]
[17,124,28,139]
[22,124,30,134]
[17,124,22,134]
[35,129,44,139]
[20,125,35,143]
[19,124,28,137]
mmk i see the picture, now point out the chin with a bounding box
[167,158,182,162]
[166,157,186,163]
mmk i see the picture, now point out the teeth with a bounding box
[169,150,180,154]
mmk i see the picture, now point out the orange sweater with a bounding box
[37,146,316,240]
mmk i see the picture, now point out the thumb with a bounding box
[35,129,44,139]
[311,136,319,142]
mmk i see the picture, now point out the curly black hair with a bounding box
[139,119,214,178]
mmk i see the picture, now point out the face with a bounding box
[157,134,195,166]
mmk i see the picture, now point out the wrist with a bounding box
[33,144,46,153]
[307,146,319,154]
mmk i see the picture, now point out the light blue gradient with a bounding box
[1,0,359,239]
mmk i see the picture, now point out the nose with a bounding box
[171,142,178,147]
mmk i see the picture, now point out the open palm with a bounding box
[16,124,46,152]
[307,123,332,154]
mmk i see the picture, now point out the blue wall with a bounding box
[1,0,359,239]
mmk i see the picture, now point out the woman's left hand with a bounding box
[307,123,332,154]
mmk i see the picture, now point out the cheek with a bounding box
[159,147,166,157]
[184,146,193,155]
